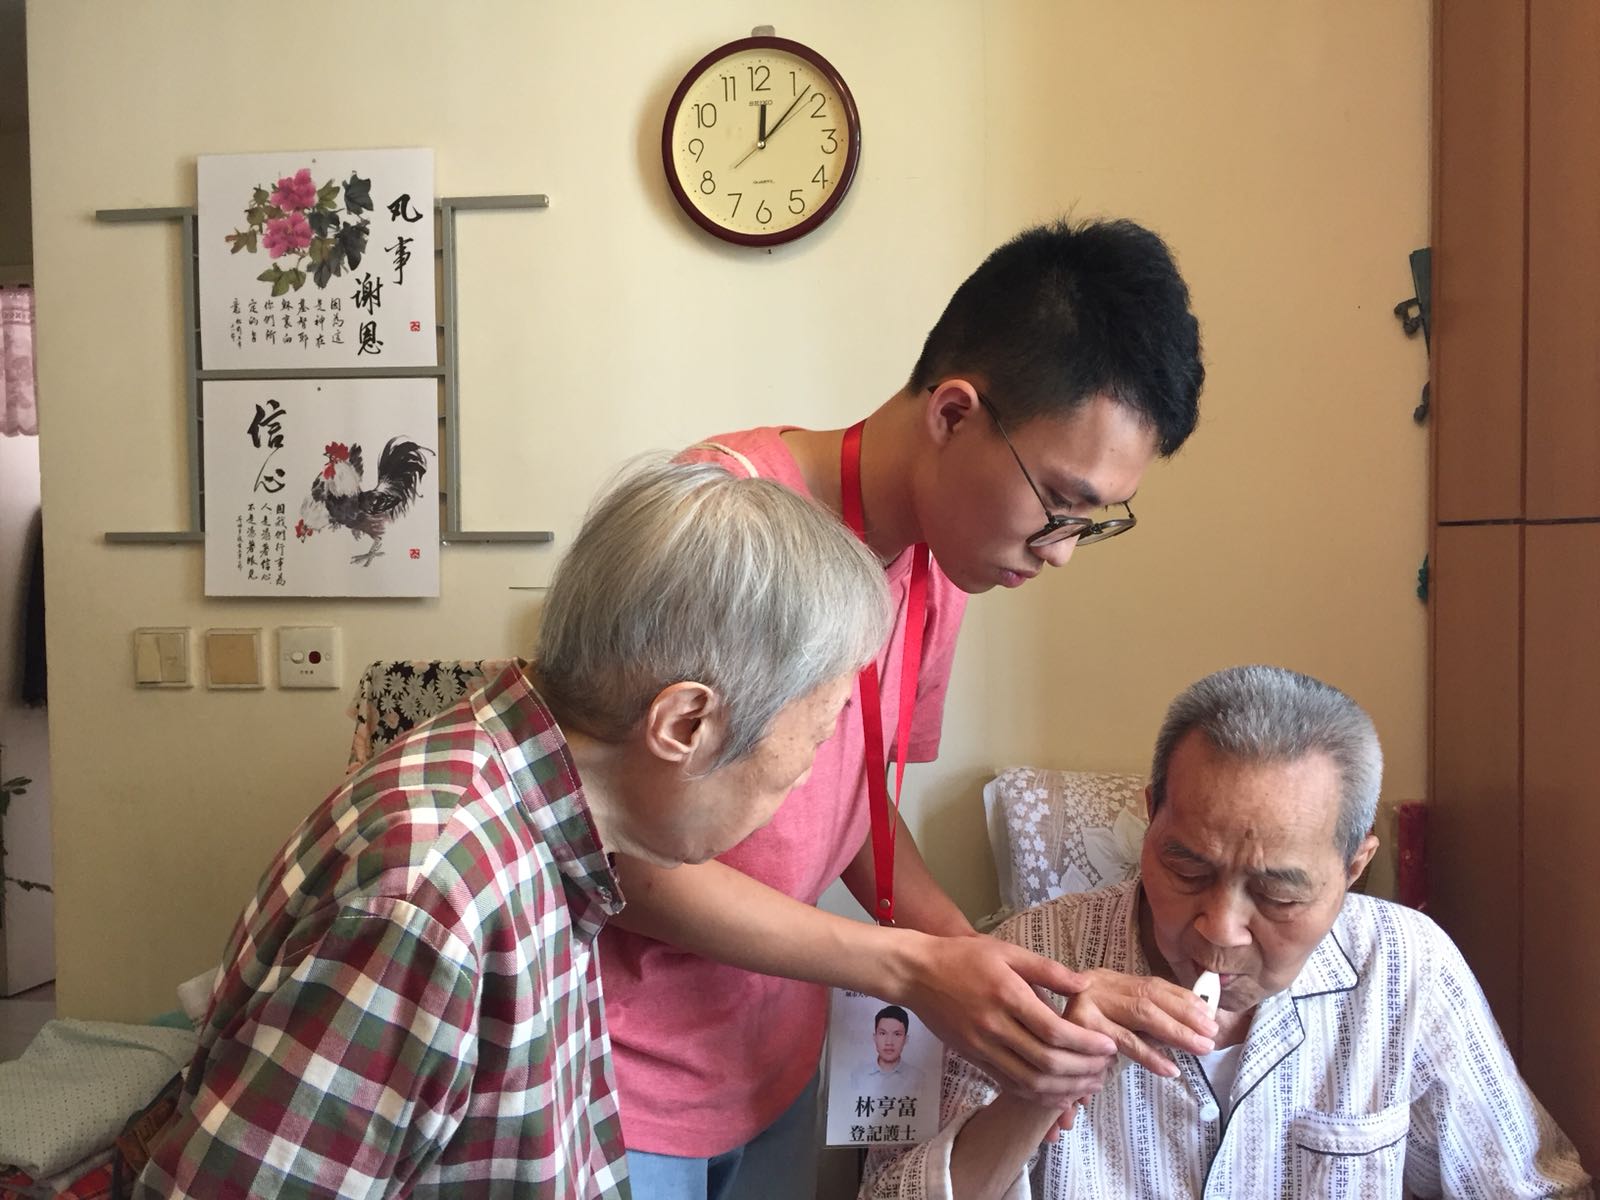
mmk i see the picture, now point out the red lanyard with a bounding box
[840,420,930,926]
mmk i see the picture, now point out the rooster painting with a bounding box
[295,438,432,566]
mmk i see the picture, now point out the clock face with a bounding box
[662,37,861,247]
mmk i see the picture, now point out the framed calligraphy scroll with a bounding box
[197,148,436,370]
[202,378,440,597]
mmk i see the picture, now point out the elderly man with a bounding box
[136,461,892,1199]
[865,665,1591,1199]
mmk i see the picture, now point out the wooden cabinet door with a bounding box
[1526,2,1600,521]
[1522,523,1600,1167]
[1433,0,1526,523]
[1429,523,1523,1039]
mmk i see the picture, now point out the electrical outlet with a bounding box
[277,626,341,689]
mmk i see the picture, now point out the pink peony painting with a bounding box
[224,167,375,296]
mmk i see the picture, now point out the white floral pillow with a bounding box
[982,767,1149,918]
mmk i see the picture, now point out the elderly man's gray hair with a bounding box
[534,459,891,770]
[1148,665,1383,864]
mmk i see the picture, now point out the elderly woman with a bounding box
[135,461,891,1200]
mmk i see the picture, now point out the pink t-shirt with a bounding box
[600,427,968,1157]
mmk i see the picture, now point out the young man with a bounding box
[865,666,1591,1199]
[605,219,1213,1199]
[850,1005,928,1098]
[134,462,892,1199]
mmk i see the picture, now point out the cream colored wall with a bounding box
[28,0,1429,1020]
[910,0,1433,920]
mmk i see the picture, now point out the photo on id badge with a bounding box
[824,990,943,1147]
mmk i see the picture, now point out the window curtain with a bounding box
[1,286,37,437]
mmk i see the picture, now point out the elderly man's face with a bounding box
[1138,730,1378,1015]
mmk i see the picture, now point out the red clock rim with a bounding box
[660,35,862,248]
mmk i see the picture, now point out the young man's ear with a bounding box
[642,682,722,767]
[1143,782,1156,822]
[921,379,983,447]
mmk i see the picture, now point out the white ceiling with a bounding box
[0,0,27,136]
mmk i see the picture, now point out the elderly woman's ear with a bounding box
[642,682,723,767]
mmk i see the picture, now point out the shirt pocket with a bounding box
[1288,1101,1411,1199]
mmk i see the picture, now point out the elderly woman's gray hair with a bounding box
[1148,665,1383,864]
[534,459,891,770]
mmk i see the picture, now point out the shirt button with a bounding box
[1199,1100,1220,1122]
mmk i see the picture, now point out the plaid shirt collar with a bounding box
[474,660,625,940]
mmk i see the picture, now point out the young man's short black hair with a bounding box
[874,1004,911,1030]
[909,218,1204,456]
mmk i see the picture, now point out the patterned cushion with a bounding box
[982,767,1149,916]
[346,659,512,771]
[0,1021,196,1178]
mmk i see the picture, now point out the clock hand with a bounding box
[730,102,773,170]
[730,87,810,170]
[763,85,811,142]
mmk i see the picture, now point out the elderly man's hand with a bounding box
[1062,967,1218,1075]
[1025,972,1219,1146]
[896,932,1124,1106]
[897,935,1218,1106]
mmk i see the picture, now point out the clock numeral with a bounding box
[693,102,717,128]
[687,138,705,163]
[748,64,771,92]
[821,128,838,155]
[789,189,807,216]
[728,192,743,218]
[810,93,827,119]
[756,200,773,225]
[699,171,716,196]
[719,74,737,102]
[812,164,829,188]
[790,70,800,95]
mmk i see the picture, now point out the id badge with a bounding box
[823,989,944,1148]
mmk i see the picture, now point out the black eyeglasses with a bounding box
[971,390,1137,549]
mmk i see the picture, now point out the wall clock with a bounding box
[662,35,861,247]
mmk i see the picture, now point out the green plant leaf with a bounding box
[343,173,373,216]
[308,237,329,265]
[307,209,338,239]
[287,268,307,292]
[266,205,286,221]
[335,219,369,270]
[242,230,258,253]
[252,186,269,206]
[247,205,268,228]
[316,179,340,211]
[226,231,246,254]
[257,267,281,284]
[271,273,292,297]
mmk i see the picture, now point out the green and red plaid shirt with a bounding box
[136,662,630,1198]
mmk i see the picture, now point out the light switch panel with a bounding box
[206,628,264,689]
[278,626,341,689]
[133,627,192,688]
